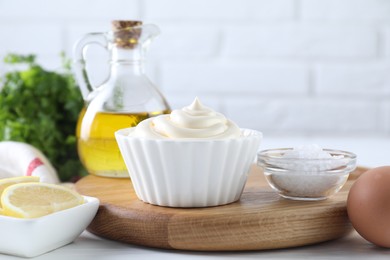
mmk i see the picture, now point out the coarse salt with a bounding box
[275,144,347,172]
[261,145,352,200]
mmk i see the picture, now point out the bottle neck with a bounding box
[110,47,145,75]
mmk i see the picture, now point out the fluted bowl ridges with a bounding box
[115,128,262,207]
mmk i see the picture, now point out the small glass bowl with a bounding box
[257,148,357,201]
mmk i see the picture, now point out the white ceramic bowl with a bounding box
[0,196,99,258]
[115,128,262,207]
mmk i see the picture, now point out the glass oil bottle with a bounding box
[73,20,170,177]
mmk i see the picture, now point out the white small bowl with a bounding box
[0,196,99,258]
[257,148,357,201]
[116,128,262,207]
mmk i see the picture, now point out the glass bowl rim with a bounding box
[257,147,357,161]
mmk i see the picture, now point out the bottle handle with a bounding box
[72,33,108,101]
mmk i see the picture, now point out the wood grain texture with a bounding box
[75,166,367,251]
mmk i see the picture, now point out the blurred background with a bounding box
[1,0,390,138]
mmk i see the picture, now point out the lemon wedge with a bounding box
[1,183,84,218]
[0,176,40,208]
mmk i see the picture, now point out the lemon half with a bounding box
[0,176,40,208]
[2,182,84,218]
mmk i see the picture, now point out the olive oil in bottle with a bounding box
[76,108,168,178]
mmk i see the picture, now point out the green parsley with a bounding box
[0,53,86,181]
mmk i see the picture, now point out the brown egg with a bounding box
[347,166,390,247]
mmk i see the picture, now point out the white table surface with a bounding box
[2,136,390,260]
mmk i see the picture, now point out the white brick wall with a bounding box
[316,62,390,96]
[223,97,384,135]
[0,25,61,56]
[385,27,390,57]
[224,25,377,58]
[0,0,140,19]
[160,61,308,95]
[301,0,390,22]
[1,0,390,137]
[143,0,295,21]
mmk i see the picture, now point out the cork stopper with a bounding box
[112,20,143,49]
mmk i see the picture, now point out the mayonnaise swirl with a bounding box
[130,97,241,139]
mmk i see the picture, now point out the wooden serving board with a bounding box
[75,166,367,251]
